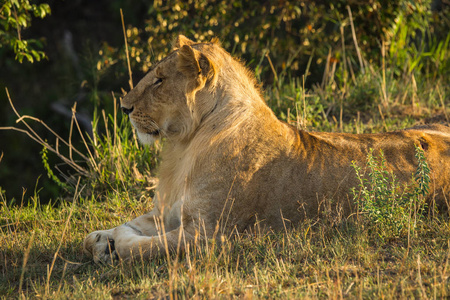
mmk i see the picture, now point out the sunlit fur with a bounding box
[84,35,450,263]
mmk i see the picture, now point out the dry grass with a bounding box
[1,187,450,298]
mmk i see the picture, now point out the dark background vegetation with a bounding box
[0,0,449,202]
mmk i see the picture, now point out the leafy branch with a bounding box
[0,0,51,63]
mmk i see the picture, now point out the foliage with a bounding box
[351,146,430,241]
[387,2,450,77]
[0,0,50,63]
[101,0,450,85]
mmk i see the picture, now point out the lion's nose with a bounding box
[121,106,134,115]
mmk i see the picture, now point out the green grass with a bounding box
[1,21,450,299]
[2,189,450,298]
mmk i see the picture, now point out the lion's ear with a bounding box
[177,45,215,85]
[177,45,217,132]
[173,35,195,49]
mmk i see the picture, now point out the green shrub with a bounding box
[352,146,430,241]
[99,0,450,86]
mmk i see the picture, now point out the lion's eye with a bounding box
[154,78,163,85]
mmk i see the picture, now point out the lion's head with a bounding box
[121,35,222,144]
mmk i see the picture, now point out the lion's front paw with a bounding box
[83,230,118,264]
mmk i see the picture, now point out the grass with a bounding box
[1,18,450,299]
[2,188,450,298]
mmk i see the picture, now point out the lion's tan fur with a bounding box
[83,35,450,263]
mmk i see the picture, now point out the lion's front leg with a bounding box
[111,223,195,261]
[84,211,161,263]
[83,229,117,264]
[83,205,200,263]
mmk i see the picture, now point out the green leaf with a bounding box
[3,5,11,17]
[40,3,51,14]
[25,52,33,63]
[15,52,23,63]
[38,7,46,18]
[17,14,28,27]
[10,0,19,8]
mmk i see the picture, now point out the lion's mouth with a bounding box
[148,129,161,136]
[130,117,163,139]
[132,121,161,136]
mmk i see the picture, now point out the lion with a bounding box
[84,35,450,263]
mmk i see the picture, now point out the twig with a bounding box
[1,88,90,162]
[381,40,388,106]
[347,6,364,73]
[5,88,52,151]
[265,51,278,83]
[69,104,75,161]
[51,102,92,137]
[121,8,133,90]
[321,49,331,88]
[0,88,93,178]
[0,126,89,176]
[71,104,99,173]
[14,114,88,161]
[346,57,356,84]
[112,92,117,146]
[12,6,22,42]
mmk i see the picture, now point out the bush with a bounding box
[352,146,431,241]
[103,0,450,85]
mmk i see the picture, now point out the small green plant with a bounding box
[411,144,431,198]
[40,145,69,191]
[405,144,431,224]
[352,146,430,241]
